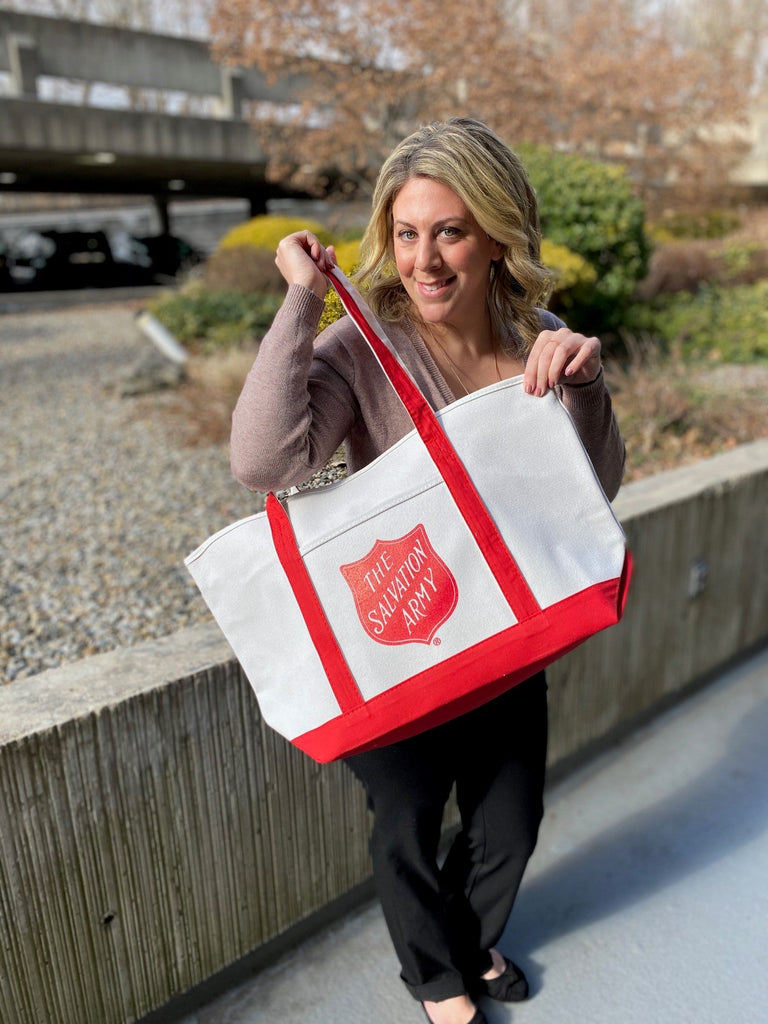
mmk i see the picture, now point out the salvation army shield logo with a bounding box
[340,524,459,646]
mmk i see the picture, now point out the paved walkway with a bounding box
[175,648,768,1024]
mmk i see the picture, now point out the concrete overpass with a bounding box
[0,10,317,221]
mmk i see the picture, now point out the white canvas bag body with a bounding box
[185,269,632,762]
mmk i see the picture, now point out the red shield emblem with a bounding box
[340,524,459,646]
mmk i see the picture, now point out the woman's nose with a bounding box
[415,237,441,270]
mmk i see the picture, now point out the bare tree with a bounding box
[538,0,751,205]
[210,0,753,206]
[659,0,768,89]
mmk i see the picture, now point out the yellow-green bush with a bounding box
[317,289,346,335]
[332,238,362,275]
[541,239,597,300]
[315,238,362,334]
[218,215,334,253]
[625,281,768,362]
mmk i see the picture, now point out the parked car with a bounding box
[129,233,202,283]
[0,228,202,291]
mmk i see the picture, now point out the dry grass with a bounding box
[203,246,287,295]
[607,337,768,481]
[135,346,258,448]
[637,236,768,300]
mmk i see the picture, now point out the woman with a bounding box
[230,118,625,1024]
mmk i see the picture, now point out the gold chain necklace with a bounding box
[426,331,502,397]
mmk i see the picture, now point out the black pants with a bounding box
[346,671,548,1002]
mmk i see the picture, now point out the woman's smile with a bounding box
[417,276,456,296]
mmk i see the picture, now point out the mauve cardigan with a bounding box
[230,284,626,500]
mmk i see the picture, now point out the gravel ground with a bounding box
[1,300,264,683]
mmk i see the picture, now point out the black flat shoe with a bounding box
[422,1004,487,1024]
[473,956,529,1002]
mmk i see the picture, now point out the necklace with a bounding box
[426,331,502,398]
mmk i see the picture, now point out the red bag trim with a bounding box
[266,492,363,713]
[292,550,633,762]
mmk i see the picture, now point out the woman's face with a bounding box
[391,176,503,337]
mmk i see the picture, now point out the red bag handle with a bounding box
[321,268,540,621]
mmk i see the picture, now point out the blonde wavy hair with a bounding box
[355,118,553,355]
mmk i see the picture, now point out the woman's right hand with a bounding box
[275,231,337,300]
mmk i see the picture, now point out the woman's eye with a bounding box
[398,229,416,241]
[440,226,460,237]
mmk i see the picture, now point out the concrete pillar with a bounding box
[7,34,40,98]
[221,66,245,120]
[153,195,171,235]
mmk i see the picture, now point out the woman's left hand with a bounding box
[523,327,602,396]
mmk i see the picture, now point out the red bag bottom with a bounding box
[292,551,633,762]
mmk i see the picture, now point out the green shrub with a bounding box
[519,145,650,331]
[149,282,283,352]
[717,242,768,285]
[218,215,334,253]
[624,281,768,362]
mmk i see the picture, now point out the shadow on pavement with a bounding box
[502,692,768,992]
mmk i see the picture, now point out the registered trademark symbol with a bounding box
[433,637,441,646]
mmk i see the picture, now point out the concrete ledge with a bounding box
[0,622,230,744]
[1,440,767,1024]
[612,438,768,519]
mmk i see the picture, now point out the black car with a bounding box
[1,228,202,290]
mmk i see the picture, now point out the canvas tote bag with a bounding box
[185,268,632,763]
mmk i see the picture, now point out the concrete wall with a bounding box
[0,9,310,105]
[0,94,275,198]
[1,440,766,1024]
[731,98,768,189]
[0,96,266,162]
